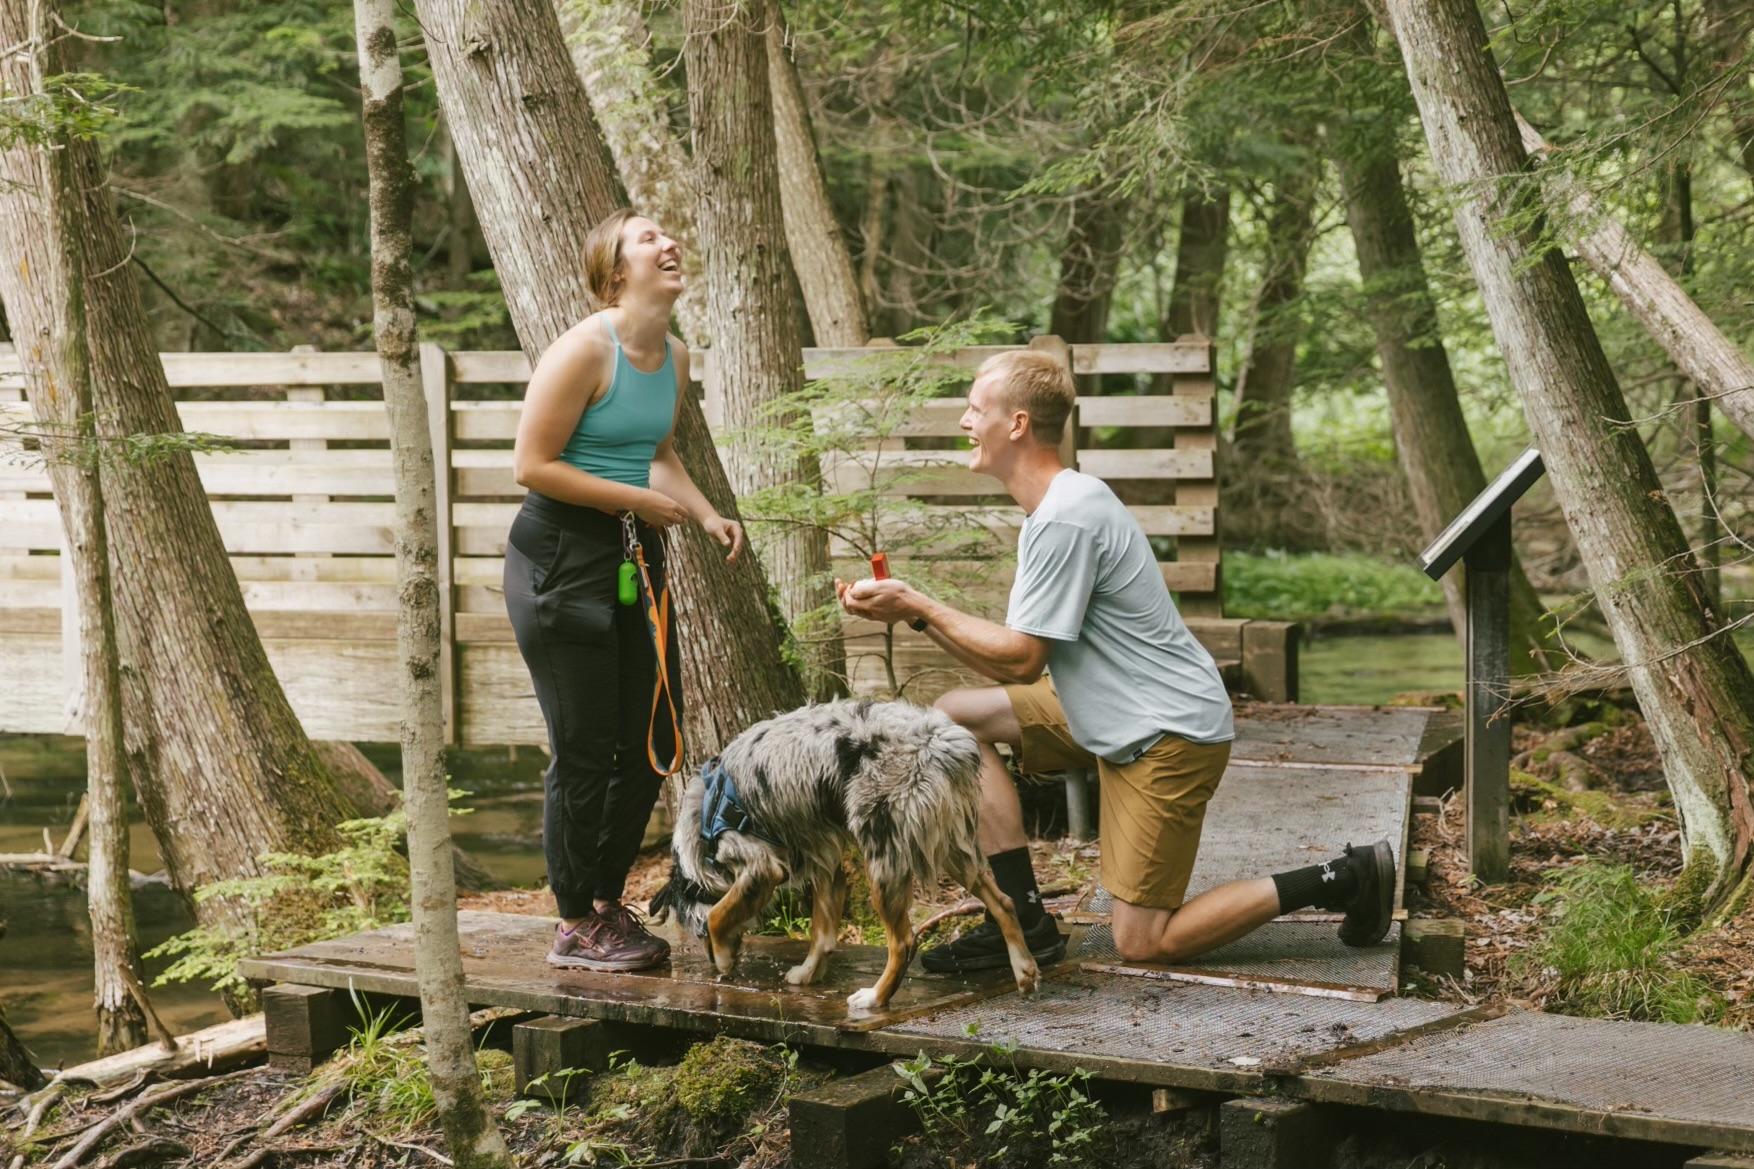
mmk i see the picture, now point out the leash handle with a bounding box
[626,515,683,778]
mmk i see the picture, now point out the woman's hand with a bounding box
[634,490,690,529]
[702,514,744,562]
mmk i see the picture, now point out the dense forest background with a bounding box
[8,0,1749,591]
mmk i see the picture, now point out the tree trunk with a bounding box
[1333,107,1553,672]
[1150,182,1229,402]
[767,4,869,347]
[0,994,42,1090]
[413,0,805,760]
[554,0,709,340]
[1164,184,1230,338]
[440,121,479,289]
[354,5,511,1163]
[1050,190,1127,355]
[686,0,842,700]
[1383,0,1754,916]
[0,1,356,958]
[1229,170,1313,475]
[1515,114,1754,450]
[878,164,932,336]
[1702,0,1754,189]
[3,14,151,1054]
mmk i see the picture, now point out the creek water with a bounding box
[0,628,1540,1069]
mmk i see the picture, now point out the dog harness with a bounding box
[699,757,781,849]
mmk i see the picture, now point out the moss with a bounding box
[1660,848,1718,931]
[673,1037,785,1122]
[1509,768,1659,829]
[476,1048,515,1101]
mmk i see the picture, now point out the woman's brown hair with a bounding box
[582,208,639,311]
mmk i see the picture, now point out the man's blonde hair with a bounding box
[977,350,1075,445]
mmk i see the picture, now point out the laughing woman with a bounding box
[507,209,743,971]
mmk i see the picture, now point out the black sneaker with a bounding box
[1337,840,1396,948]
[920,913,1066,974]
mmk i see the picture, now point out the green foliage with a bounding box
[735,313,1021,697]
[321,995,511,1134]
[896,1048,1107,1168]
[0,73,136,149]
[0,415,234,471]
[1221,551,1445,622]
[1519,863,1724,1025]
[144,794,472,996]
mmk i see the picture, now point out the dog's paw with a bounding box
[1014,960,1040,997]
[785,962,819,986]
[846,986,882,1013]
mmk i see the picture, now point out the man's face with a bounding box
[960,372,1020,477]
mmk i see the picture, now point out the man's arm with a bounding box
[838,579,1050,685]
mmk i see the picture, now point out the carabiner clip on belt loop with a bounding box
[619,509,641,560]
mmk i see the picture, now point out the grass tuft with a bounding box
[1221,551,1446,622]
[1520,863,1723,1025]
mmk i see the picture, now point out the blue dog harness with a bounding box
[699,757,781,849]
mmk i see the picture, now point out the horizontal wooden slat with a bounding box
[452,401,520,442]
[0,350,389,388]
[1071,341,1210,375]
[1,499,396,555]
[449,351,533,383]
[0,449,398,497]
[0,555,60,580]
[1131,505,1216,536]
[1076,395,1211,428]
[1162,561,1219,593]
[0,607,57,634]
[1077,448,1213,480]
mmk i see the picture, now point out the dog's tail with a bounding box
[857,716,985,892]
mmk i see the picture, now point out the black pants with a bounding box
[503,492,681,919]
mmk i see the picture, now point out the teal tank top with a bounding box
[558,317,678,488]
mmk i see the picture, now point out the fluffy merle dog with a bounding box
[649,699,1040,1013]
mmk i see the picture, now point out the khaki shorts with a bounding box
[1004,675,1230,911]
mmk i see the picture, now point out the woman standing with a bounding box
[507,210,742,970]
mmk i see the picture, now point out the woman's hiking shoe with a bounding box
[1337,840,1396,948]
[547,905,670,972]
[920,912,1066,974]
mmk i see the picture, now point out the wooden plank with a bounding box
[1071,341,1211,375]
[236,581,398,611]
[263,637,403,741]
[0,606,58,633]
[423,342,459,745]
[161,351,386,387]
[452,400,520,442]
[0,499,404,555]
[1076,448,1214,480]
[449,351,534,384]
[0,554,59,580]
[1163,561,1219,593]
[227,555,397,583]
[1076,395,1211,429]
[1171,338,1222,617]
[457,642,546,745]
[176,401,390,441]
[1465,518,1511,884]
[0,579,60,607]
[0,634,69,733]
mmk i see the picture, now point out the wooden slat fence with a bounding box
[0,337,1232,744]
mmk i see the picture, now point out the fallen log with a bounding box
[43,1015,264,1094]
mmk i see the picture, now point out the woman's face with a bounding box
[617,216,684,301]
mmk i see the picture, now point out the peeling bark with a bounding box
[414,0,804,760]
[685,0,842,698]
[0,0,356,971]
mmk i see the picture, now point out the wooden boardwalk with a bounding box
[235,702,1754,1158]
[241,911,1754,1155]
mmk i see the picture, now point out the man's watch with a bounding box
[908,616,929,633]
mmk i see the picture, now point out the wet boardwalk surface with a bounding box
[239,705,1754,1153]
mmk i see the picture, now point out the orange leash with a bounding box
[626,516,684,777]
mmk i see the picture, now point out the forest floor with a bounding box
[6,708,1750,1169]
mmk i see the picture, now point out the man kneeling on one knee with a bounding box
[837,350,1395,971]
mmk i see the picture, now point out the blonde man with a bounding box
[838,351,1394,971]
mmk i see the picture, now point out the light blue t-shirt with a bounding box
[1006,469,1234,762]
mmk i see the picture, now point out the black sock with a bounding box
[987,847,1046,927]
[1271,853,1359,914]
